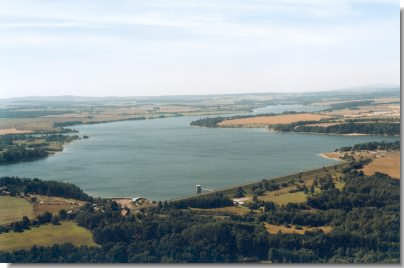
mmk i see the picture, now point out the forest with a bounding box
[0,159,399,263]
[337,141,400,152]
[190,112,400,136]
[272,122,400,136]
[0,176,92,201]
[0,134,79,164]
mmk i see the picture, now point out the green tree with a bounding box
[234,187,245,198]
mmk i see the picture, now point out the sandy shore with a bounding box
[319,152,342,161]
[342,133,368,136]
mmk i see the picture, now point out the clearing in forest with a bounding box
[0,221,98,251]
[264,223,332,235]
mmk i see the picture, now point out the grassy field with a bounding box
[0,196,34,225]
[322,150,400,180]
[245,166,343,206]
[264,223,332,235]
[258,191,307,206]
[0,195,84,226]
[362,151,400,179]
[0,221,98,251]
[218,113,330,127]
[175,163,346,206]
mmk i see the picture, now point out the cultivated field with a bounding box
[0,221,97,251]
[325,103,400,118]
[362,151,400,179]
[0,196,34,225]
[218,113,330,127]
[0,128,32,135]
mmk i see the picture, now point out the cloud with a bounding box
[0,0,399,97]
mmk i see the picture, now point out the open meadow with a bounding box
[0,196,34,225]
[0,221,97,251]
[362,151,400,179]
[0,195,84,225]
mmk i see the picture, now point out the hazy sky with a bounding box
[0,0,399,98]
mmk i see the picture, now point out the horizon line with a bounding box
[0,85,400,100]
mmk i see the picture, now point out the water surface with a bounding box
[0,116,398,200]
[252,104,328,114]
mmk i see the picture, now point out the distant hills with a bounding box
[0,86,399,105]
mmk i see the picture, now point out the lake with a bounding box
[252,104,328,114]
[0,115,398,200]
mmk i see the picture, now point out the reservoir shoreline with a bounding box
[0,115,398,200]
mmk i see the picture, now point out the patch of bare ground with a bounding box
[113,198,135,209]
[0,128,32,135]
[218,113,330,127]
[30,195,86,216]
[0,118,58,131]
[264,223,333,235]
[112,198,155,213]
[319,152,343,161]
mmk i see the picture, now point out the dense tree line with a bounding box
[0,146,49,163]
[0,133,79,145]
[0,210,71,234]
[307,172,399,211]
[337,140,400,152]
[190,111,299,128]
[273,122,400,136]
[53,121,83,127]
[345,117,400,123]
[0,134,79,164]
[170,193,233,209]
[190,117,226,127]
[0,176,92,201]
[0,162,399,263]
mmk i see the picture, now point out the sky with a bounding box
[0,0,400,98]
